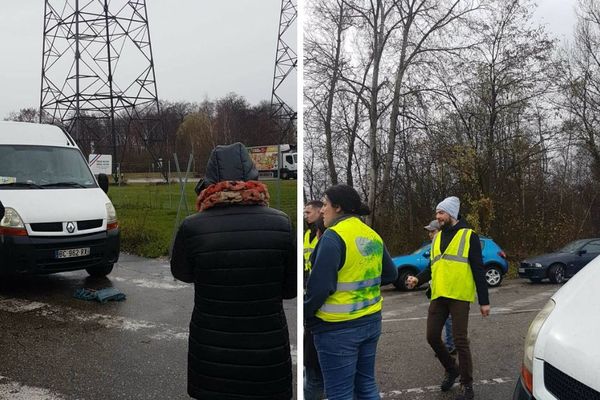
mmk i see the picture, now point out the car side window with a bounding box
[581,240,600,253]
[480,240,486,250]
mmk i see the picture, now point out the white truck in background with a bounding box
[247,144,297,180]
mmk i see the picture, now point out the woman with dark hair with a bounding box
[304,184,397,400]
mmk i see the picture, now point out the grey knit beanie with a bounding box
[436,196,460,220]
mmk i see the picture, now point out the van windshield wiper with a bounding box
[41,182,88,188]
[0,182,44,189]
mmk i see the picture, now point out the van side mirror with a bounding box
[97,174,109,194]
[578,249,587,256]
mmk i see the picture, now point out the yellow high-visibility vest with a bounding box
[430,228,476,303]
[316,216,384,322]
[304,230,318,272]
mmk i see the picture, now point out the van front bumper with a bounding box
[0,229,120,274]
[513,376,535,400]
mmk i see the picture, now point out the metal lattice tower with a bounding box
[270,0,297,142]
[40,0,166,177]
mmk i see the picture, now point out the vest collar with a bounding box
[328,213,356,228]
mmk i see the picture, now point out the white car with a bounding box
[513,253,600,399]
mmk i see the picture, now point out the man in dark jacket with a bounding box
[171,143,297,400]
[407,196,490,400]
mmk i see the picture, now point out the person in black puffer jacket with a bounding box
[171,142,297,400]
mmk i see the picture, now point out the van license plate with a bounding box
[56,248,90,259]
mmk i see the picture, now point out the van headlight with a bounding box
[524,299,555,371]
[1,208,25,228]
[0,208,27,236]
[106,202,118,230]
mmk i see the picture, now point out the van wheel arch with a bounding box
[86,264,114,278]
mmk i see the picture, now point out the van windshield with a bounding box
[0,145,97,189]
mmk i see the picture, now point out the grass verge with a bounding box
[108,180,297,258]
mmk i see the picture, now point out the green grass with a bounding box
[505,260,520,280]
[108,180,297,258]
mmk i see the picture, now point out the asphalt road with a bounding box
[0,253,297,400]
[375,279,561,399]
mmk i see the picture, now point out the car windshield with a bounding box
[0,145,97,189]
[559,239,589,253]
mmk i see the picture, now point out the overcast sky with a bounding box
[534,0,578,42]
[0,1,297,119]
[0,1,576,120]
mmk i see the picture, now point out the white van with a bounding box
[513,253,600,399]
[0,121,119,277]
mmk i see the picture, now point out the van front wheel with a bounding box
[86,264,114,278]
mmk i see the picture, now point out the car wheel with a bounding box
[393,269,415,291]
[280,170,289,180]
[86,264,114,278]
[548,263,565,284]
[485,265,503,287]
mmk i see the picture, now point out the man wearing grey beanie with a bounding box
[407,196,490,400]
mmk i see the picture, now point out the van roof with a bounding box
[0,121,75,148]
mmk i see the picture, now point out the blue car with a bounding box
[391,237,509,290]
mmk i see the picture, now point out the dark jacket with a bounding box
[171,143,296,400]
[416,219,489,305]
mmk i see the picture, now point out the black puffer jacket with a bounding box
[171,143,296,400]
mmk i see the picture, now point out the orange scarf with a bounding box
[196,180,270,212]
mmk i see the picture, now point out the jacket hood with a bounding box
[204,143,259,186]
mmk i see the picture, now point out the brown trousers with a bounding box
[426,297,473,385]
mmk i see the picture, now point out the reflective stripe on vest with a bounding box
[319,296,382,313]
[316,216,384,322]
[304,230,318,272]
[336,276,381,291]
[430,228,476,303]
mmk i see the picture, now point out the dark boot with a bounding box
[455,384,474,400]
[440,368,460,392]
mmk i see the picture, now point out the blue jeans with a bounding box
[444,315,454,350]
[313,319,382,400]
[304,366,325,400]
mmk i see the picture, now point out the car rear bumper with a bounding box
[0,229,120,274]
[513,376,535,400]
[518,267,547,280]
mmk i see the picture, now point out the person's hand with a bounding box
[480,304,491,317]
[406,276,418,289]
